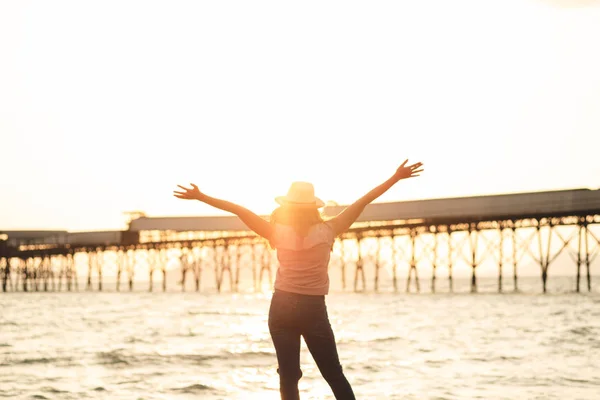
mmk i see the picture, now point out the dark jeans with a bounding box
[268,289,356,400]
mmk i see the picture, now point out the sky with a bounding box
[1,0,600,232]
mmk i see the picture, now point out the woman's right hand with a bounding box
[173,183,204,200]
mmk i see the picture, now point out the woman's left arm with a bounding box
[174,183,273,240]
[328,160,423,236]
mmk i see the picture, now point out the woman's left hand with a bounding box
[394,160,424,180]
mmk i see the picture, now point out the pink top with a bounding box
[271,222,336,296]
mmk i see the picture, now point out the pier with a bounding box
[1,188,599,293]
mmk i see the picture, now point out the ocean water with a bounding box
[1,277,599,400]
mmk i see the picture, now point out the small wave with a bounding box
[174,329,200,337]
[342,364,380,372]
[92,348,272,368]
[41,387,69,394]
[226,350,273,358]
[166,350,272,363]
[29,396,49,400]
[171,383,214,394]
[117,380,142,386]
[1,356,74,366]
[0,343,11,347]
[340,336,402,345]
[499,355,522,361]
[124,336,152,344]
[425,359,448,365]
[468,355,522,362]
[363,364,380,372]
[559,377,592,384]
[170,353,222,363]
[96,350,130,366]
[93,387,106,392]
[468,357,489,362]
[373,336,402,343]
[568,326,596,336]
[94,350,235,366]
[187,310,260,316]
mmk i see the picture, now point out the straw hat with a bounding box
[275,182,325,208]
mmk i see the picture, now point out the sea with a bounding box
[1,276,599,400]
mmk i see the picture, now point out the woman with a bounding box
[173,159,423,400]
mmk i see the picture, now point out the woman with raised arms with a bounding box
[173,159,424,400]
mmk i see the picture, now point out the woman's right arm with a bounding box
[328,160,423,236]
[173,183,273,240]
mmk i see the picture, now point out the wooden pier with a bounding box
[1,188,599,293]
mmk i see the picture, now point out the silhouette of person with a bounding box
[174,159,424,400]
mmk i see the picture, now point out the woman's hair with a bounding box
[270,205,325,237]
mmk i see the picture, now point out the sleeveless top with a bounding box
[270,222,336,296]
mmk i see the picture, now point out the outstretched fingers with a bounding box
[173,183,202,200]
[174,184,191,198]
[173,191,195,200]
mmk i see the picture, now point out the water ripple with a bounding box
[0,356,75,367]
[170,383,215,394]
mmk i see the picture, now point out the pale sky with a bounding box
[1,0,599,232]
